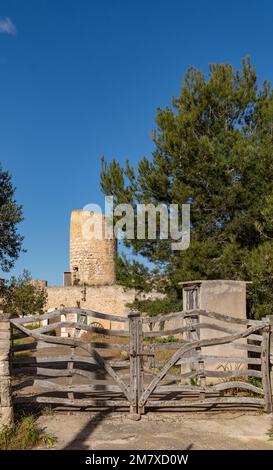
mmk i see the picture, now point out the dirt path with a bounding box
[37,410,273,450]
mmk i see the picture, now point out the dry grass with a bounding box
[0,412,56,450]
[80,331,129,359]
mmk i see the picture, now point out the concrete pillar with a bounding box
[180,280,248,376]
[0,315,13,429]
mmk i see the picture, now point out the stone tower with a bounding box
[70,210,116,286]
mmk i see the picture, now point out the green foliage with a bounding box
[133,297,183,317]
[246,242,273,319]
[0,412,55,450]
[101,57,273,318]
[249,377,262,389]
[190,376,199,387]
[155,336,178,343]
[1,270,47,316]
[0,163,23,272]
[116,254,163,291]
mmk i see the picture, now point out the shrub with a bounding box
[0,413,55,450]
[132,298,183,317]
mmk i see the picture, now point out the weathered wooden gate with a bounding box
[0,308,272,425]
[137,310,273,415]
[9,309,132,410]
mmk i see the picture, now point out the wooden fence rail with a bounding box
[0,309,272,424]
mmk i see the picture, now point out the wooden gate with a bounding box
[0,308,272,423]
[10,309,132,410]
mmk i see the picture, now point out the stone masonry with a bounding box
[70,210,116,286]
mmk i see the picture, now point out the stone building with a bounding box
[41,210,162,329]
[69,210,116,286]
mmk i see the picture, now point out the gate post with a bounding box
[0,314,13,429]
[128,310,143,420]
[262,317,272,413]
[267,315,273,408]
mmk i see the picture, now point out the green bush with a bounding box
[155,336,179,343]
[132,298,183,317]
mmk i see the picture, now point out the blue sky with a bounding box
[0,0,273,285]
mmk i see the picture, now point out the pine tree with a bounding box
[101,57,273,318]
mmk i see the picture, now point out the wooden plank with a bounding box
[151,341,189,351]
[147,344,156,368]
[12,355,129,368]
[67,347,75,400]
[154,381,264,395]
[155,340,261,354]
[198,352,206,393]
[146,397,264,407]
[142,311,185,325]
[222,343,262,353]
[12,342,37,353]
[144,323,241,337]
[142,309,266,326]
[210,381,264,395]
[11,332,28,340]
[85,342,129,351]
[139,322,266,407]
[35,341,129,352]
[12,367,103,379]
[248,334,263,342]
[129,312,138,412]
[61,308,129,324]
[136,315,144,412]
[12,311,63,324]
[195,310,264,326]
[178,368,262,379]
[188,315,200,377]
[176,355,262,366]
[267,316,273,396]
[261,327,272,413]
[15,379,123,393]
[12,308,128,325]
[13,396,130,407]
[33,321,130,337]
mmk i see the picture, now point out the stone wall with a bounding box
[70,210,116,286]
[46,285,136,329]
[46,285,164,330]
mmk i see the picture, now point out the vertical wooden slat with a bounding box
[261,323,272,413]
[66,311,74,400]
[136,315,144,414]
[148,344,155,369]
[186,314,199,380]
[129,312,137,415]
[67,312,84,400]
[67,346,75,400]
[128,311,142,419]
[267,315,273,400]
[198,347,206,398]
